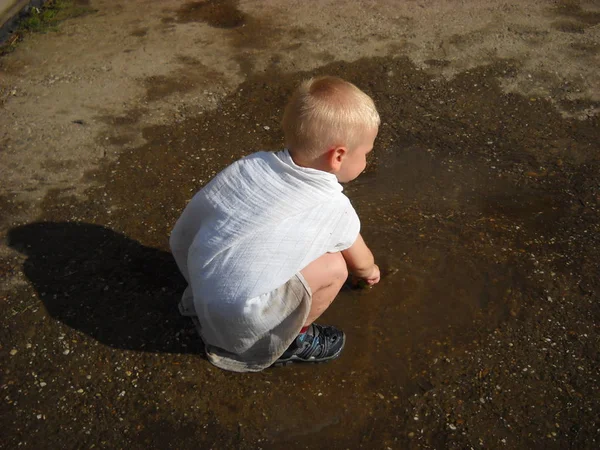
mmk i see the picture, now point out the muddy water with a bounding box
[6,54,599,448]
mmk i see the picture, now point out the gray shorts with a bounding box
[178,274,312,372]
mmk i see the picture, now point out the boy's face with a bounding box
[336,127,378,183]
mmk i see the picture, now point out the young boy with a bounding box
[170,76,380,372]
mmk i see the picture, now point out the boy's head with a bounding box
[282,76,380,182]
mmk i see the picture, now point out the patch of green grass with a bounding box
[1,0,96,55]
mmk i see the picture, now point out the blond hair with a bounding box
[282,76,380,157]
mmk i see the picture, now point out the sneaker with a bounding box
[274,323,346,365]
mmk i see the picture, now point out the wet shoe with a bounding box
[274,323,346,365]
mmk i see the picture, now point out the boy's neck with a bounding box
[288,148,332,174]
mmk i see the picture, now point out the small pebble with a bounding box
[10,349,18,356]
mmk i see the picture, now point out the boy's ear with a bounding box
[327,146,348,173]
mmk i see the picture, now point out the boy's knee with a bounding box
[331,252,348,282]
[301,251,348,291]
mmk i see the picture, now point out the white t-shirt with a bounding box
[170,150,360,353]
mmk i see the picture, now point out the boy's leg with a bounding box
[275,252,347,365]
[300,252,348,326]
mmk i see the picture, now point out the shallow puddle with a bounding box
[7,55,599,447]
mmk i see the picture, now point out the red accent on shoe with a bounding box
[300,326,309,334]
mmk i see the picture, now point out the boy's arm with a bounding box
[341,233,380,286]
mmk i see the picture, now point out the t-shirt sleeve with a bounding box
[329,195,361,253]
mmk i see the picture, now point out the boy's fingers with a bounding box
[365,273,380,286]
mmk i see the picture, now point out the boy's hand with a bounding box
[348,264,380,289]
[362,264,381,286]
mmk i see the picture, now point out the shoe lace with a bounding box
[298,324,333,358]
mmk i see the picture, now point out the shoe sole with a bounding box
[272,333,346,367]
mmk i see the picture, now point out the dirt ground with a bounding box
[1,0,599,448]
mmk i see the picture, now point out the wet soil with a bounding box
[3,54,600,449]
[1,1,600,449]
